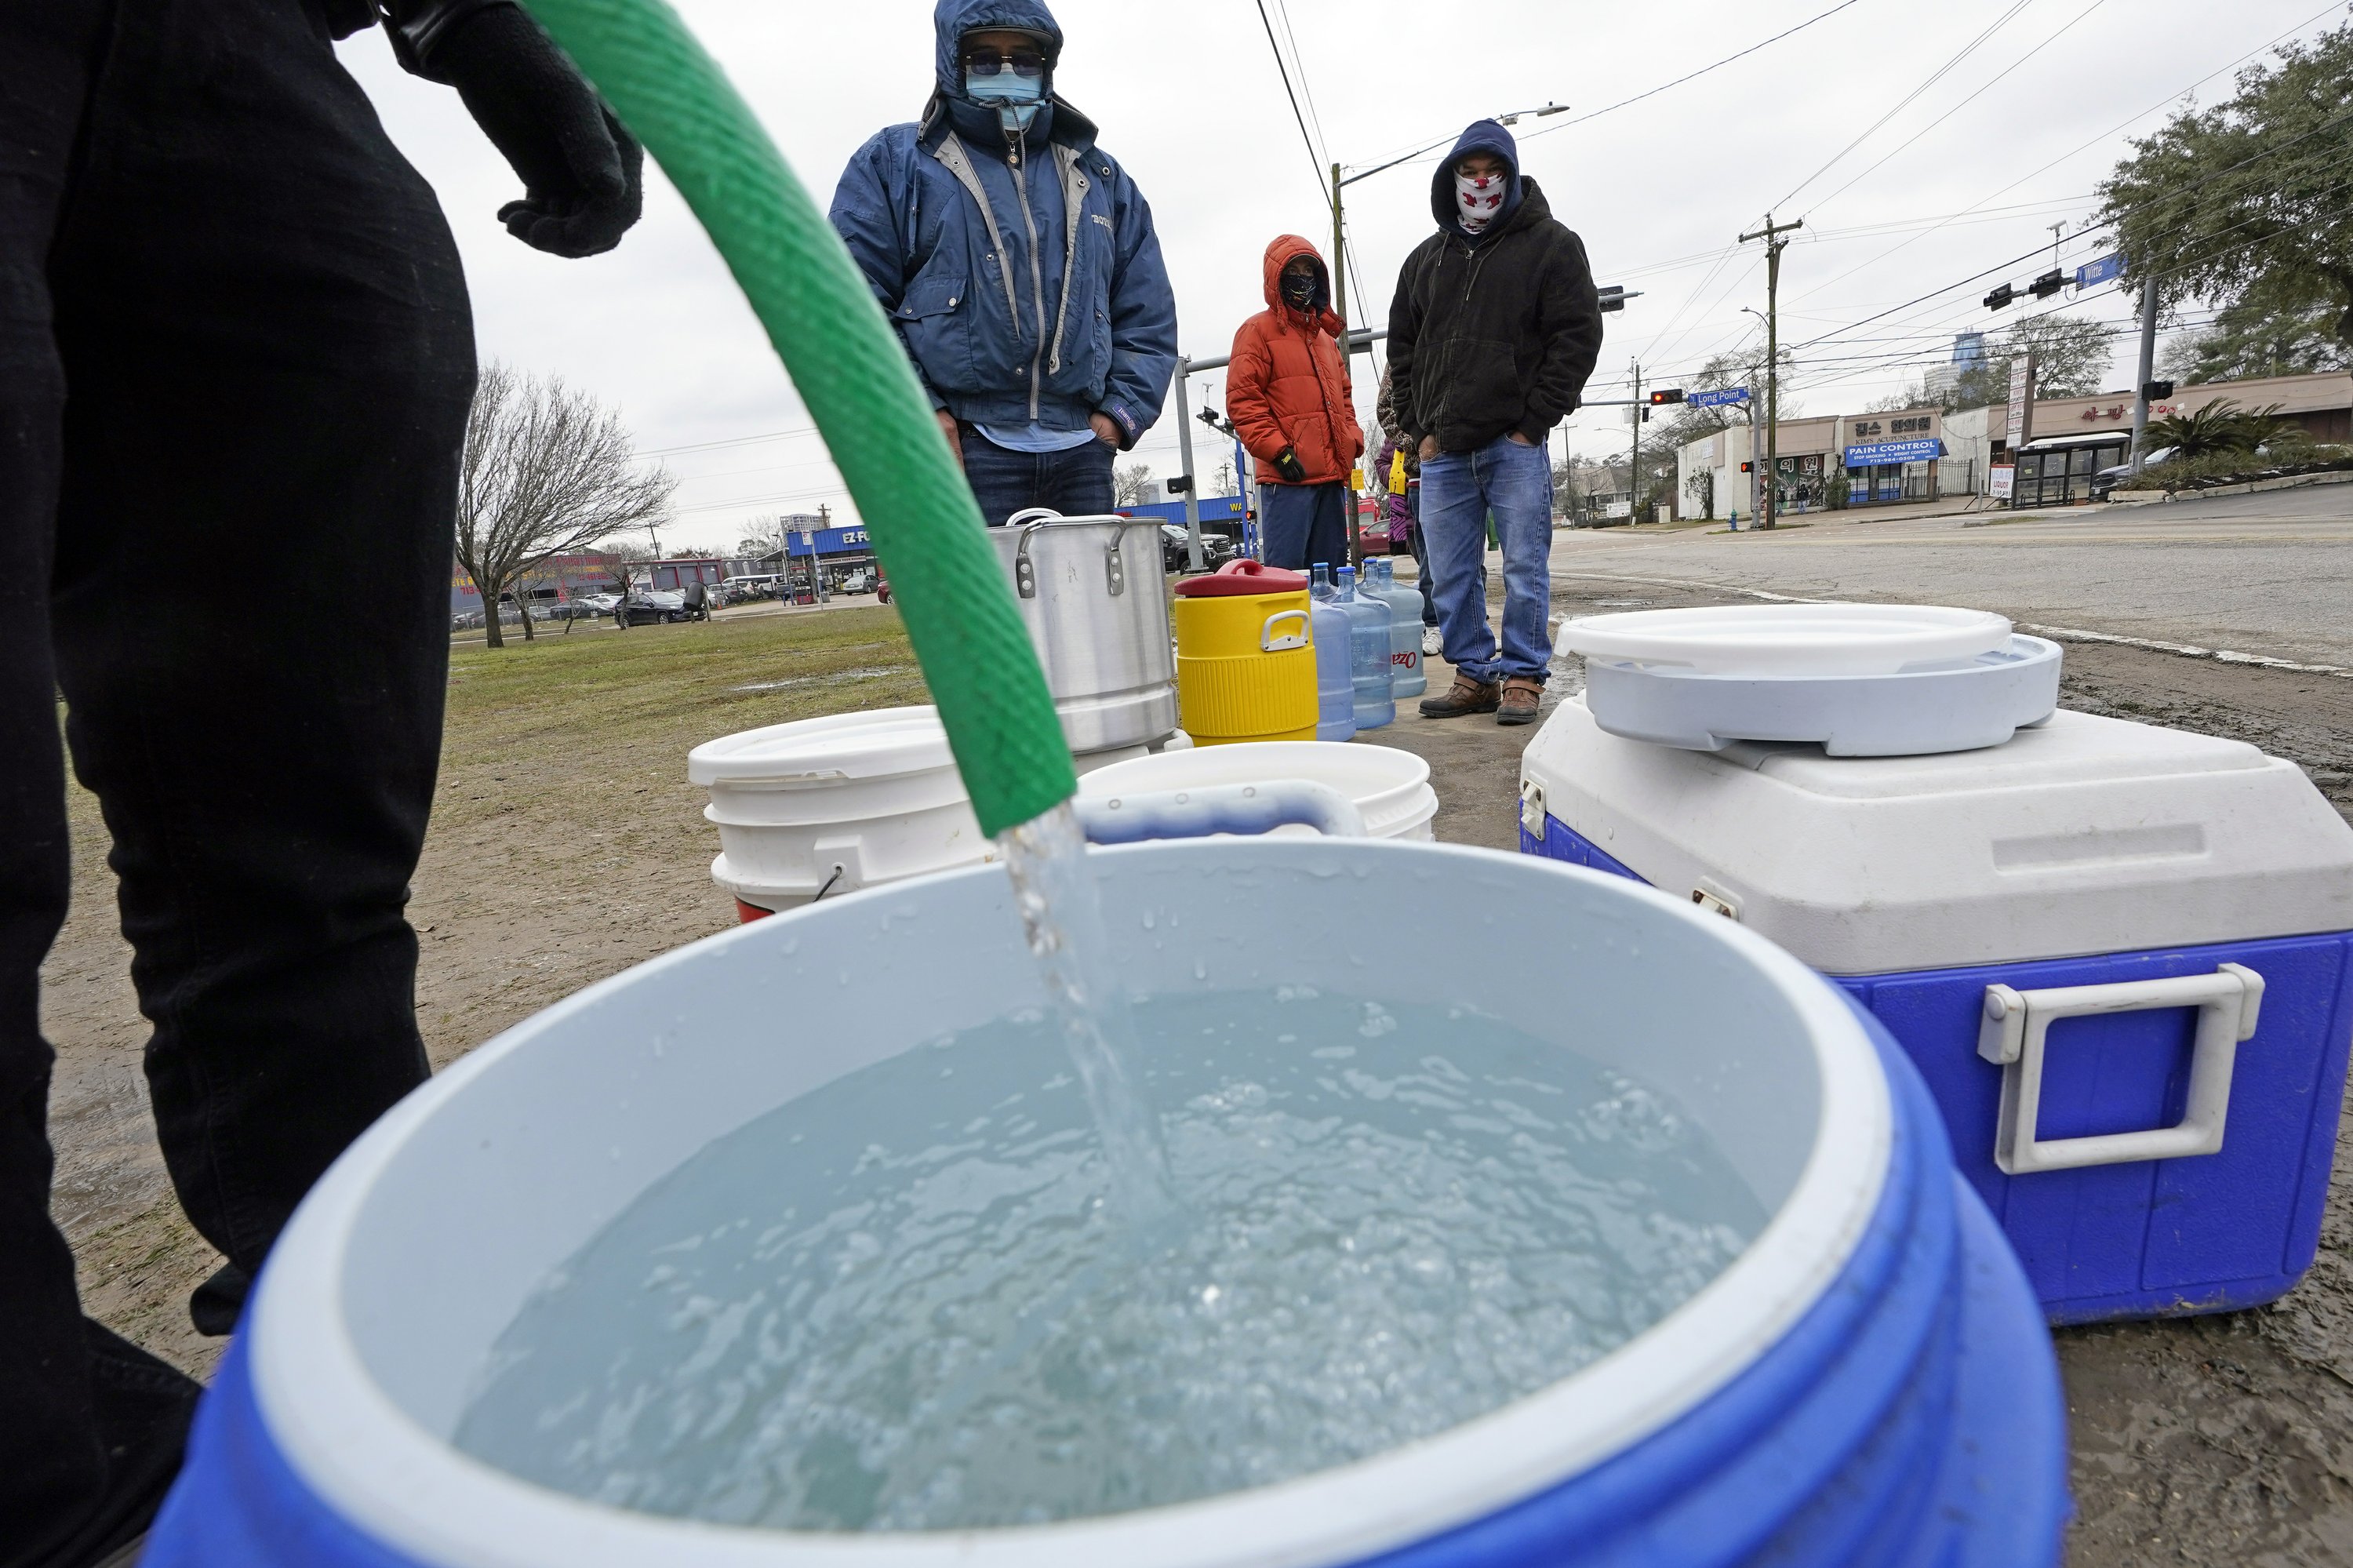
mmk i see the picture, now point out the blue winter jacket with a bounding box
[828,0,1177,449]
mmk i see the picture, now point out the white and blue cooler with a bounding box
[1519,695,2353,1324]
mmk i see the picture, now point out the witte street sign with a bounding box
[1689,387,1750,409]
[2075,253,2123,289]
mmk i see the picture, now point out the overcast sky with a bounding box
[340,0,2348,548]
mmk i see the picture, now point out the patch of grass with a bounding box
[432,607,933,849]
[445,608,929,759]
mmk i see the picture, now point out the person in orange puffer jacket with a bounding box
[1226,236,1365,571]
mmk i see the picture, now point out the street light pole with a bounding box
[1738,213,1802,529]
[1628,359,1641,525]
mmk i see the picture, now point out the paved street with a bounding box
[1547,484,2353,668]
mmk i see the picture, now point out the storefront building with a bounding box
[1841,408,1944,506]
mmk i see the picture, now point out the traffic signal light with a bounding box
[2029,268,2065,299]
[1984,283,2015,311]
[1740,460,1754,473]
[2143,379,2175,401]
[1649,388,1686,405]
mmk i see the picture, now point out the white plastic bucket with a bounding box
[1076,741,1438,842]
[689,708,992,911]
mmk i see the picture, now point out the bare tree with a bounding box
[455,363,677,648]
[1113,460,1156,506]
[1213,457,1236,496]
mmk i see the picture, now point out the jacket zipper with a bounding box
[1046,148,1084,377]
[1289,309,1351,483]
[1009,136,1049,421]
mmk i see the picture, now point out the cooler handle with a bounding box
[1977,964,2264,1175]
[1260,609,1309,652]
[1074,780,1366,845]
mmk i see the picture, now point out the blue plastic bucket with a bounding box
[147,841,2068,1566]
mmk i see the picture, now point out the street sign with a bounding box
[1689,386,1749,409]
[2075,253,2123,289]
[1990,464,2016,500]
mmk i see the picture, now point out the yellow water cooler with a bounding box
[1171,560,1318,745]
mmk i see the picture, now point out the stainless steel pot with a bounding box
[986,509,1176,756]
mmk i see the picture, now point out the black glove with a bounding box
[1273,446,1308,484]
[427,5,643,257]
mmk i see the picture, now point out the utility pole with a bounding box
[1628,360,1641,525]
[2129,267,2159,479]
[1330,161,1364,569]
[1739,213,1802,529]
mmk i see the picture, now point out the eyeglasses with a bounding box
[962,46,1046,78]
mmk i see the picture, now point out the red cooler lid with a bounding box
[1173,559,1308,597]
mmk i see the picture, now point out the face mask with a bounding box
[1456,168,1508,232]
[966,70,1045,134]
[1280,270,1319,309]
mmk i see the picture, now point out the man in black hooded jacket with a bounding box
[1,3,640,1562]
[1386,120,1602,726]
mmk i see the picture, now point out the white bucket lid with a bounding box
[1076,741,1435,839]
[688,706,956,788]
[1561,603,2012,678]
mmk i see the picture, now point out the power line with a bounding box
[1787,0,2350,305]
[1518,0,1871,146]
[638,421,821,458]
[1804,0,2108,218]
[1786,107,2353,358]
[1773,0,2032,211]
[1251,0,1325,193]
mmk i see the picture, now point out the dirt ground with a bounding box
[39,582,2353,1563]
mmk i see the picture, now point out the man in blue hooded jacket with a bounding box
[831,0,1178,528]
[1386,121,1602,726]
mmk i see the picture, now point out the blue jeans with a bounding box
[1420,435,1554,683]
[959,426,1115,526]
[1257,480,1347,572]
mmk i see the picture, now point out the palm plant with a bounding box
[2146,398,2288,458]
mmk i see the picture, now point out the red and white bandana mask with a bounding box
[1455,169,1508,233]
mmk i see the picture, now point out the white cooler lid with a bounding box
[1521,697,2353,973]
[688,706,955,788]
[1560,602,2011,676]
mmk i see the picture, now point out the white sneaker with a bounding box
[1420,627,1442,657]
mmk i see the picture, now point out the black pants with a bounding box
[2,1,474,1560]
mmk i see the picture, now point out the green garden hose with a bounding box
[518,0,1075,836]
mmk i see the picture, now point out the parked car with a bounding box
[573,591,620,617]
[720,573,780,602]
[615,588,689,628]
[1160,524,1237,573]
[875,573,891,606]
[2092,446,2178,500]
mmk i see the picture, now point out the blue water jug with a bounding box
[1336,566,1395,730]
[1309,565,1355,741]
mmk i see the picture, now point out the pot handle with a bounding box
[1074,780,1366,845]
[1260,608,1309,652]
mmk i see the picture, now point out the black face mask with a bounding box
[1281,271,1318,309]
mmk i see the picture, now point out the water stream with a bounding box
[993,800,1179,1223]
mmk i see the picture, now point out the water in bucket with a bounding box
[453,980,1763,1530]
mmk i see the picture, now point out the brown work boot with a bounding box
[1419,675,1502,719]
[1497,677,1544,726]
